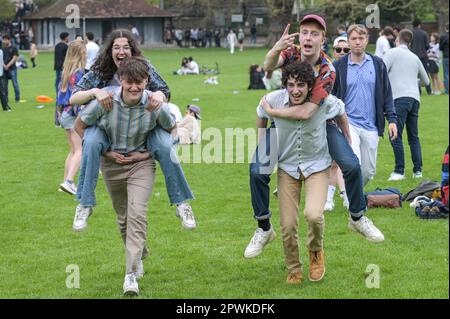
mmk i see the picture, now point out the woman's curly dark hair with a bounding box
[282,61,315,89]
[91,29,142,83]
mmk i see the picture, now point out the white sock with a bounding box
[327,186,336,201]
[177,201,188,208]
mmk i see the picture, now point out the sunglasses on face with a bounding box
[334,47,350,54]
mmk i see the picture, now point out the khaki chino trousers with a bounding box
[101,157,156,274]
[277,168,329,274]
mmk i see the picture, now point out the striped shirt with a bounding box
[344,53,377,132]
[80,86,175,154]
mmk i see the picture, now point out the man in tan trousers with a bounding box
[259,61,348,284]
[75,57,175,296]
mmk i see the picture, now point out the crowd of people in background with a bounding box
[166,24,258,50]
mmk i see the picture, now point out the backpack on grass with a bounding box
[365,188,402,209]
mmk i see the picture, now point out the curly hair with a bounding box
[282,61,315,89]
[91,29,142,84]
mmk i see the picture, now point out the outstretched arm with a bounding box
[70,88,114,109]
[263,24,298,72]
[260,97,319,120]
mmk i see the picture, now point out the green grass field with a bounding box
[0,47,448,299]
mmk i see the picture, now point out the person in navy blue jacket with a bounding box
[332,24,397,189]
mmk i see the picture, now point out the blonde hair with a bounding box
[60,40,86,92]
[347,24,369,37]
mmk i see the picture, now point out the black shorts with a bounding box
[429,60,439,74]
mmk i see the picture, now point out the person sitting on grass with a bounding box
[175,104,201,144]
[176,56,199,75]
[257,60,349,285]
[74,56,175,296]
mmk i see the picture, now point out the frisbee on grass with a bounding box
[35,95,54,103]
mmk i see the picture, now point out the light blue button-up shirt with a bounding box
[257,90,345,179]
[344,53,377,132]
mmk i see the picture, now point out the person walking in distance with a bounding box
[383,29,429,181]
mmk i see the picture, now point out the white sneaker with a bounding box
[324,199,335,211]
[413,171,423,179]
[73,205,93,232]
[176,202,197,230]
[340,192,350,210]
[348,216,384,243]
[123,273,139,296]
[244,226,276,258]
[60,180,77,195]
[388,172,405,181]
[136,260,144,280]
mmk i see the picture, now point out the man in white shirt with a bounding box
[130,24,140,43]
[85,32,99,72]
[382,29,430,181]
[226,30,237,54]
[186,57,199,74]
[375,26,394,57]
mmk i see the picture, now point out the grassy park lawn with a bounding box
[0,47,448,299]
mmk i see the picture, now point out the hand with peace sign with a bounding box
[272,24,299,53]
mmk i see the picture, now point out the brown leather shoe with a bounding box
[309,250,325,282]
[286,271,303,284]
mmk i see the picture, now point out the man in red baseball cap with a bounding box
[245,14,385,277]
[300,14,327,32]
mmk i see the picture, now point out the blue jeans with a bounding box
[76,126,110,206]
[249,122,366,221]
[3,68,20,102]
[76,125,194,206]
[326,123,366,218]
[443,58,449,94]
[55,70,62,94]
[390,97,422,175]
[146,126,194,205]
[249,122,277,220]
[0,75,10,110]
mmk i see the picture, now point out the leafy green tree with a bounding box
[430,0,449,34]
[0,0,15,20]
[265,0,296,47]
